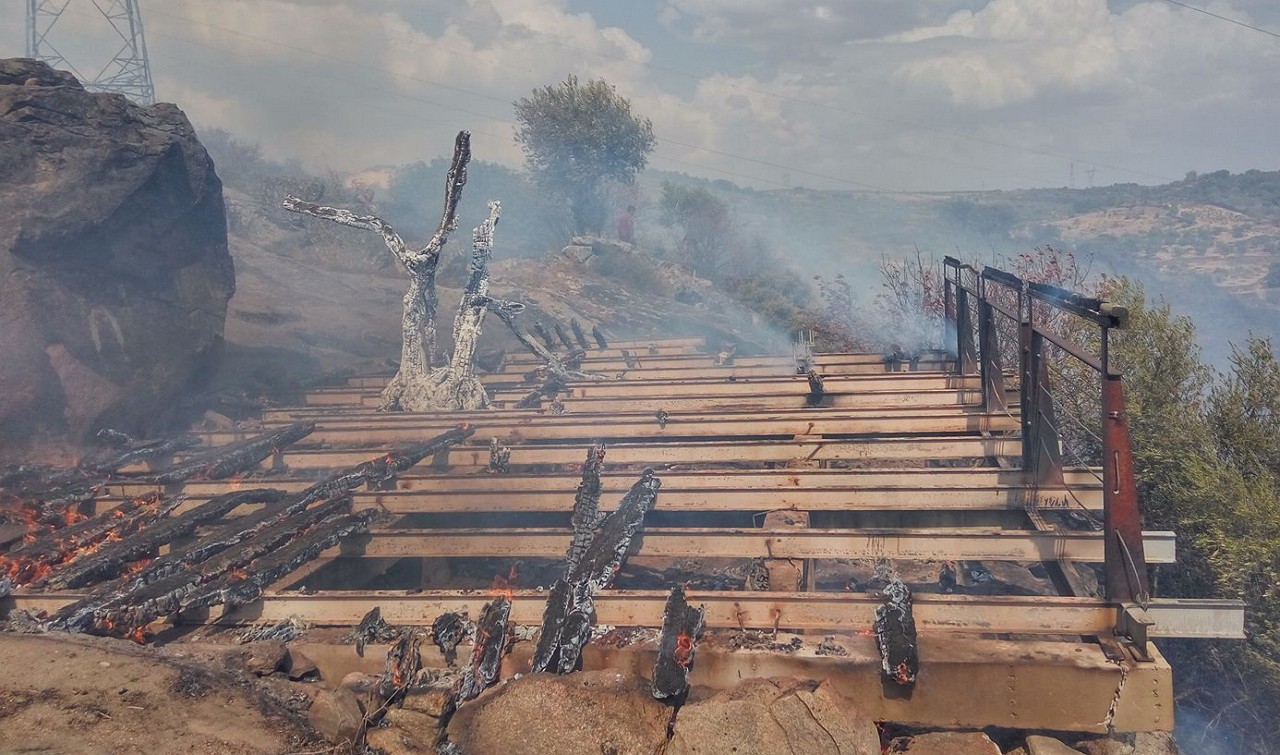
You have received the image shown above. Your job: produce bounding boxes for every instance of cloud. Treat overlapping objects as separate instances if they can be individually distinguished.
[888,0,1276,109]
[3,0,1279,193]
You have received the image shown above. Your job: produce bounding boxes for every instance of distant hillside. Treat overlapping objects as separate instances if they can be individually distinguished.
[645,168,1280,365]
[201,126,1280,366]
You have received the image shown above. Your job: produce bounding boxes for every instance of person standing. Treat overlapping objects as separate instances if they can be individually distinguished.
[616,204,636,244]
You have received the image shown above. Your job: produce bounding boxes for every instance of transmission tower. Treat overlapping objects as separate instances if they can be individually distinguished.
[26,0,155,105]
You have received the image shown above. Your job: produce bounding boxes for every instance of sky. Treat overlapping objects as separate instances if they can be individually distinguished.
[5,0,1280,192]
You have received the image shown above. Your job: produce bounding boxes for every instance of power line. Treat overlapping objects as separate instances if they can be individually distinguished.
[1161,0,1280,40]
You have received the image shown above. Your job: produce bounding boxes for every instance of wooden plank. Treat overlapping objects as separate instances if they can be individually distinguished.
[346,360,949,387]
[346,527,1177,563]
[102,467,1103,499]
[94,485,1100,518]
[483,352,926,375]
[304,372,983,406]
[272,436,1024,470]
[198,411,1020,446]
[348,485,1099,514]
[269,387,1004,420]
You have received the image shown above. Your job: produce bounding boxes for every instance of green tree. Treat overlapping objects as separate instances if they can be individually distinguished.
[659,182,734,277]
[514,76,655,236]
[1105,281,1280,755]
[1210,337,1280,478]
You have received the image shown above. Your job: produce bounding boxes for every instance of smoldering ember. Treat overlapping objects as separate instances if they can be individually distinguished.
[2,32,1274,755]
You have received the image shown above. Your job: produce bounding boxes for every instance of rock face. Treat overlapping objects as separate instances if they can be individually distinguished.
[0,58,233,455]
[889,731,1002,755]
[446,669,670,755]
[666,677,880,755]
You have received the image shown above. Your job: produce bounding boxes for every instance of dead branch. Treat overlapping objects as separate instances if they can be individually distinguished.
[283,133,475,411]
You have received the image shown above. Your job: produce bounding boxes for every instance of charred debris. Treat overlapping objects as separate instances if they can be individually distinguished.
[2,426,475,641]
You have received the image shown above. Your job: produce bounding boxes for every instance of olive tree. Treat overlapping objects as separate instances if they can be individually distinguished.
[514,76,655,236]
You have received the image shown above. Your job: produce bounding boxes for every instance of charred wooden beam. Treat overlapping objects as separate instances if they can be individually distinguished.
[457,596,512,702]
[570,319,590,350]
[488,438,511,474]
[531,469,661,674]
[514,390,542,410]
[50,495,353,634]
[591,326,608,350]
[1,466,100,513]
[875,577,919,689]
[485,301,611,384]
[379,631,423,701]
[566,445,606,571]
[1,495,172,587]
[432,611,469,667]
[805,370,826,408]
[84,433,201,475]
[48,493,348,628]
[652,585,705,700]
[84,509,379,639]
[553,589,594,674]
[34,488,285,591]
[532,322,558,352]
[280,426,474,506]
[237,616,308,644]
[530,579,574,673]
[150,422,315,484]
[554,321,576,352]
[568,469,660,593]
[346,607,402,657]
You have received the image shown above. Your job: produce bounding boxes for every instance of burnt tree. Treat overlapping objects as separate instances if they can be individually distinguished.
[284,133,485,411]
[285,132,607,409]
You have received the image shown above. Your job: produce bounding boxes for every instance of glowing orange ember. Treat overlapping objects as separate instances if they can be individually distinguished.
[675,633,694,668]
[487,564,519,601]
[892,660,913,685]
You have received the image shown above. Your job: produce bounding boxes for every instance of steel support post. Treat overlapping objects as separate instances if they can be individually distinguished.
[1103,375,1150,603]
[955,285,978,375]
[1025,332,1064,486]
[978,299,1007,414]
[944,277,956,368]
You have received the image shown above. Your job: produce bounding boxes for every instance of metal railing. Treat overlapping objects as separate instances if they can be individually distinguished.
[943,257,1149,605]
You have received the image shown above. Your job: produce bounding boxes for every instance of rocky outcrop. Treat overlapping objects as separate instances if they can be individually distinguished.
[0,59,233,456]
[888,731,1001,755]
[446,669,670,755]
[666,677,880,755]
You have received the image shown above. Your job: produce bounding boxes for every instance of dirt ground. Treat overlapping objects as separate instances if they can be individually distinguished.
[0,633,316,755]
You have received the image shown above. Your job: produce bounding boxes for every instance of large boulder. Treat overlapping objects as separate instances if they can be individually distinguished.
[666,677,880,755]
[0,58,233,456]
[446,669,670,755]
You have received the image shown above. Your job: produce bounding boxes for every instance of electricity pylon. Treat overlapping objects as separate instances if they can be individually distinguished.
[26,0,155,105]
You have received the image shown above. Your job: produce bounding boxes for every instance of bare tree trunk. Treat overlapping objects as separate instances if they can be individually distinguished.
[283,130,609,409]
[398,202,502,411]
[283,133,478,411]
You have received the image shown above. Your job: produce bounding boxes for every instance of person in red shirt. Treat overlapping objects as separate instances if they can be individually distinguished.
[616,204,636,243]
